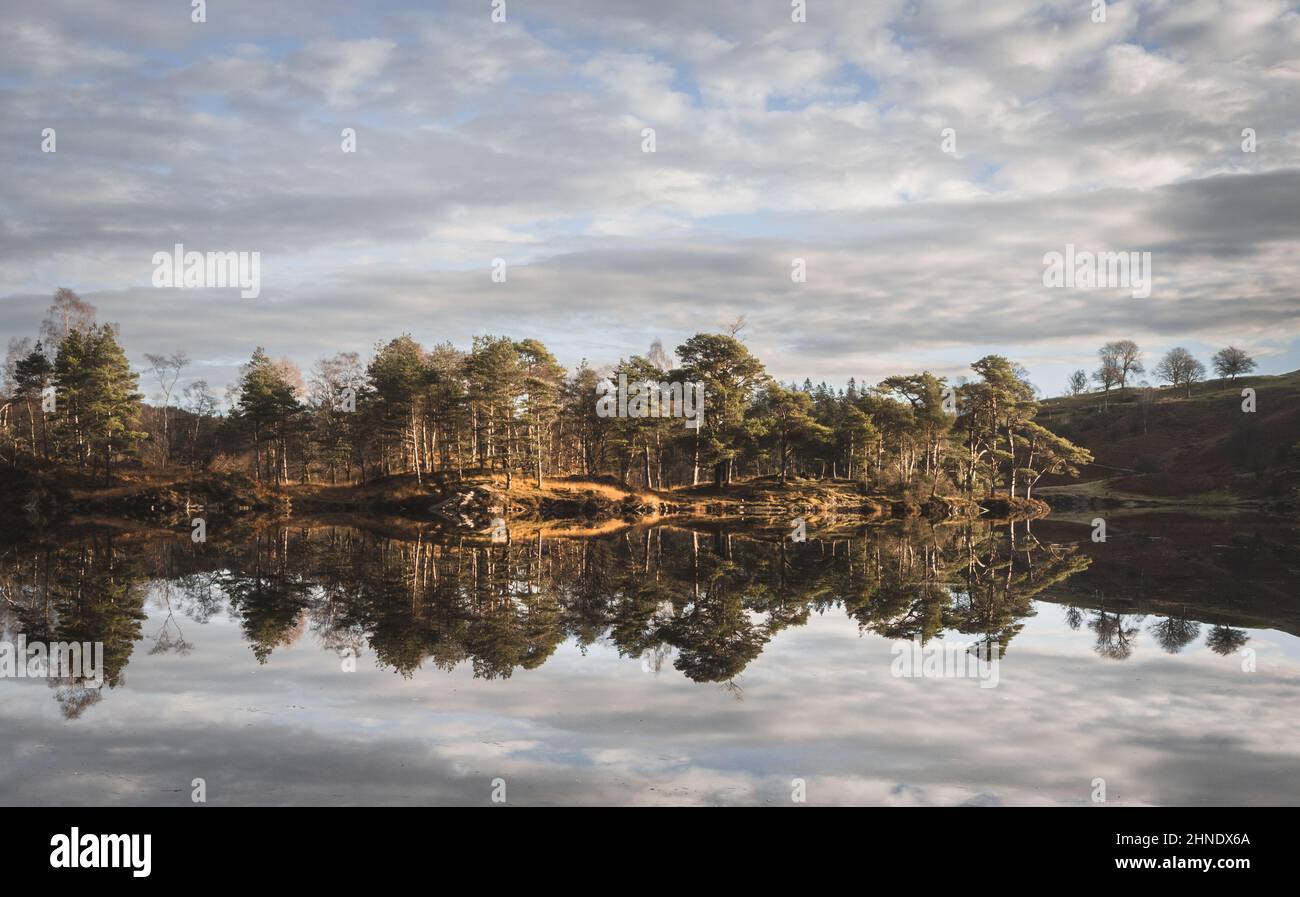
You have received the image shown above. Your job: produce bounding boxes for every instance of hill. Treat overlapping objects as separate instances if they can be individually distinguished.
[1034,369,1300,510]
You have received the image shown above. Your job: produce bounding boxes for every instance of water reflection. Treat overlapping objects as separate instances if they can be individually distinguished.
[4,514,1291,716]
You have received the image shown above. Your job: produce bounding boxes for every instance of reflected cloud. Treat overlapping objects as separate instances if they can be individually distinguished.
[1,516,1298,805]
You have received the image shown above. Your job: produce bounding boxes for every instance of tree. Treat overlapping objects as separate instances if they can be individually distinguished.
[52,325,144,481]
[963,355,1038,497]
[1091,359,1122,403]
[39,288,97,353]
[1211,346,1256,382]
[233,348,301,483]
[366,335,430,482]
[676,333,768,486]
[11,342,53,459]
[840,403,878,484]
[754,384,830,483]
[1153,347,1205,397]
[143,351,189,468]
[180,380,217,468]
[1098,340,1143,389]
[879,372,951,488]
[854,388,912,489]
[307,352,366,483]
[516,338,565,488]
[646,338,673,372]
[425,342,470,480]
[464,336,526,487]
[557,361,603,479]
[1018,421,1092,500]
[602,354,683,489]
[1067,369,1088,396]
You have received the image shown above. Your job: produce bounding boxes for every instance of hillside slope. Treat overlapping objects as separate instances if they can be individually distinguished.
[1035,369,1300,509]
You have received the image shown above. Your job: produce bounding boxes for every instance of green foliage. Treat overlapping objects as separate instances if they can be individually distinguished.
[233,347,302,483]
[52,324,145,477]
[676,333,769,485]
[2,304,1091,500]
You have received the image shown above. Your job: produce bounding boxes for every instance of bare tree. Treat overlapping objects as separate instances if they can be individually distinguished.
[646,338,673,372]
[309,352,365,484]
[1067,369,1088,395]
[1091,359,1122,408]
[1153,347,1205,397]
[144,351,190,468]
[1211,346,1256,382]
[1098,340,1143,389]
[39,288,97,354]
[181,380,217,467]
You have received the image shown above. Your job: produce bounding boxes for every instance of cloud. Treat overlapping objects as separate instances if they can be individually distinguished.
[3,593,1298,806]
[0,0,1296,395]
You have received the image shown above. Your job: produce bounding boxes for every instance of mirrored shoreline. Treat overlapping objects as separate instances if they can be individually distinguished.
[3,513,1298,806]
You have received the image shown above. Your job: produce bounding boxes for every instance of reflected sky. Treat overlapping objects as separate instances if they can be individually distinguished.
[3,517,1299,807]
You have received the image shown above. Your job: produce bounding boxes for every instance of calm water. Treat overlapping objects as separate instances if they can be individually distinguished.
[3,513,1299,806]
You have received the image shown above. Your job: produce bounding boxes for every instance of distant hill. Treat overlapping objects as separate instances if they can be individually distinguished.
[1035,370,1300,510]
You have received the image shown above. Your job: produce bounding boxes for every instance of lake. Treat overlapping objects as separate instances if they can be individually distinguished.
[3,512,1298,806]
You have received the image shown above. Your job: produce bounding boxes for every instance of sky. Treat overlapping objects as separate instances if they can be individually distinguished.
[1,0,1298,402]
[5,587,1300,806]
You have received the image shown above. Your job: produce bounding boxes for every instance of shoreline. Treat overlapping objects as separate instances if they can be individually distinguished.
[3,464,1058,538]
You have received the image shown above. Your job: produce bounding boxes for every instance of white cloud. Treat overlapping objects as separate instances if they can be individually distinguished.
[0,0,1296,395]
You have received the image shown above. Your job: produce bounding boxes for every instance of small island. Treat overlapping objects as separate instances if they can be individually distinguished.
[4,290,1297,539]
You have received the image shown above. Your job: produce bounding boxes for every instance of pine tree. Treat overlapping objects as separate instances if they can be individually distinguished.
[367,335,430,481]
[516,339,565,488]
[676,334,768,486]
[464,336,526,487]
[234,348,301,483]
[53,325,144,480]
[753,383,830,483]
[14,343,53,458]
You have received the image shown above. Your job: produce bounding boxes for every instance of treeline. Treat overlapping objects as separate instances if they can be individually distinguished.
[1066,339,1258,400]
[2,289,1092,498]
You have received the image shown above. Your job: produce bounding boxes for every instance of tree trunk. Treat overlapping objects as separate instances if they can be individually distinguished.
[1006,427,1017,499]
[535,422,544,489]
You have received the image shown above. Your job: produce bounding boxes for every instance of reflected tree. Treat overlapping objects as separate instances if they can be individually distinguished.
[1206,625,1250,656]
[1149,615,1201,654]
